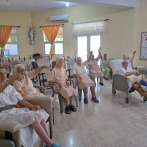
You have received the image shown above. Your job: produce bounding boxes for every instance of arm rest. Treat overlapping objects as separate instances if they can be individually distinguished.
[67,79,75,88]
[0,121,20,133]
[88,74,95,83]
[48,83,60,94]
[113,74,129,92]
[23,96,53,139]
[34,85,46,95]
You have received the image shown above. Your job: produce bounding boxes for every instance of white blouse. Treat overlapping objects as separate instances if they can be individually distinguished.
[73,61,88,77]
[0,85,23,107]
[118,67,135,75]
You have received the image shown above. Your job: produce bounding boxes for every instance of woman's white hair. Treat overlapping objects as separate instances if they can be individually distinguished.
[13,64,25,73]
[121,60,128,66]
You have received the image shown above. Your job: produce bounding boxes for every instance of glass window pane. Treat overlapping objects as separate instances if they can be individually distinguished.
[5,44,18,55]
[55,27,63,42]
[55,43,63,54]
[45,44,51,54]
[8,28,18,43]
[4,49,10,57]
[78,36,87,62]
[90,35,101,65]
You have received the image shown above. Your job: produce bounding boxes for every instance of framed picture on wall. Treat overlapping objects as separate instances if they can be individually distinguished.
[140,32,147,60]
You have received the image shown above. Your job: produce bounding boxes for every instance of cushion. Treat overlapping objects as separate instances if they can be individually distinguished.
[109,59,123,75]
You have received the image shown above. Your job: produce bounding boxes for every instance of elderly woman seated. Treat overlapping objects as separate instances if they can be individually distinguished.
[47,57,77,114]
[13,64,50,97]
[118,60,147,92]
[72,51,99,104]
[0,66,61,147]
[10,60,30,75]
[87,47,103,85]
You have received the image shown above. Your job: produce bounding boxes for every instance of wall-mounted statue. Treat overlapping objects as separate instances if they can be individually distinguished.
[25,20,37,45]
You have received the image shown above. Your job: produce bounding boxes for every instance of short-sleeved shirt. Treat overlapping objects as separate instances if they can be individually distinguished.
[0,85,23,108]
[73,61,88,77]
[100,58,109,68]
[118,67,135,75]
[47,67,68,82]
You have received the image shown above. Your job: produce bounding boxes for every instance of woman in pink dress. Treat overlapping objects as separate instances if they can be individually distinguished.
[87,47,103,85]
[47,57,77,114]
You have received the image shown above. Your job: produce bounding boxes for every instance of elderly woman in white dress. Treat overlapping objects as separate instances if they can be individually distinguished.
[0,66,62,147]
[72,51,99,104]
[118,60,145,93]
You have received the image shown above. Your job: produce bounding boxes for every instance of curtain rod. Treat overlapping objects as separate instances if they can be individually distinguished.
[72,19,109,25]
[0,25,20,27]
[13,26,21,27]
[40,24,64,27]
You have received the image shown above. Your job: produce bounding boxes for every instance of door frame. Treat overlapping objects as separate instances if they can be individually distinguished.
[76,33,103,59]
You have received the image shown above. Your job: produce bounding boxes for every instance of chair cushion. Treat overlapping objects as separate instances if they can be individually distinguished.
[109,59,132,75]
[0,139,15,147]
[109,59,123,75]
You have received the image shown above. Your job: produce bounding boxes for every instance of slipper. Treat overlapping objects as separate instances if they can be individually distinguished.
[92,98,99,103]
[84,98,88,104]
[65,106,71,114]
[69,105,77,112]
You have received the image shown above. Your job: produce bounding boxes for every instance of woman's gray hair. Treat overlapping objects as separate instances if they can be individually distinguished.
[14,64,25,73]
[121,60,128,66]
[14,60,20,65]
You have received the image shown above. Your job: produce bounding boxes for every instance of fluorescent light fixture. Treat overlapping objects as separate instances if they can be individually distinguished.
[66,3,69,7]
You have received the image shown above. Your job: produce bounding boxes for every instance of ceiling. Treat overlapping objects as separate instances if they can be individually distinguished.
[0,0,140,12]
[0,0,81,12]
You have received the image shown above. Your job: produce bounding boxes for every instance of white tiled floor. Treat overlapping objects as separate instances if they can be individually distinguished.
[46,79,147,147]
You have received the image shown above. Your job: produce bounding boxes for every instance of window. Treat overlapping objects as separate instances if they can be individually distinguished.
[77,34,102,65]
[4,28,19,56]
[44,27,63,55]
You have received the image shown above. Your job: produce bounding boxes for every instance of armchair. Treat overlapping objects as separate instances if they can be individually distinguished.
[0,96,53,147]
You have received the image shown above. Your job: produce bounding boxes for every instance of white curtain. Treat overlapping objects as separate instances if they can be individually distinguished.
[72,20,105,35]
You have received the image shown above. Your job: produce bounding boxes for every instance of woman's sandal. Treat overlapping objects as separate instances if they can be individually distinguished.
[84,98,88,104]
[92,98,99,103]
[99,82,104,85]
[65,106,71,114]
[69,105,77,112]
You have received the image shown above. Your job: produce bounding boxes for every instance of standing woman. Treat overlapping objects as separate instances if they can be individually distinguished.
[100,51,110,80]
[87,47,103,85]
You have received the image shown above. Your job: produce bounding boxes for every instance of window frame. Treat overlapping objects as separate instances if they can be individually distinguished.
[4,27,19,56]
[43,27,64,55]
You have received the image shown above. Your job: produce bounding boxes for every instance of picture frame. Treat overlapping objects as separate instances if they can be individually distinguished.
[140,32,147,60]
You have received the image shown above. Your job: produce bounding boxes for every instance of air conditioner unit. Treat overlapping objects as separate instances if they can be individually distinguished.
[50,14,69,22]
